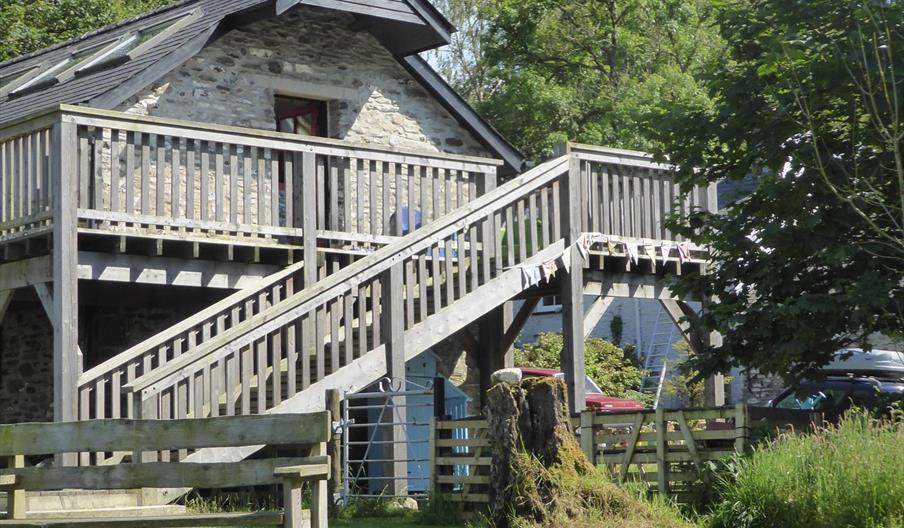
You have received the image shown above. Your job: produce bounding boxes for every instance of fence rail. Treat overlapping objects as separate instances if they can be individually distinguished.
[430,405,822,508]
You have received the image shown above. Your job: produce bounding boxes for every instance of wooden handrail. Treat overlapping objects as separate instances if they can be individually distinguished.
[123,156,570,396]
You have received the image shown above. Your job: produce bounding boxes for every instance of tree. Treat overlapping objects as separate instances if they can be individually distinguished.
[656,0,904,383]
[0,0,175,63]
[514,332,643,398]
[473,0,724,159]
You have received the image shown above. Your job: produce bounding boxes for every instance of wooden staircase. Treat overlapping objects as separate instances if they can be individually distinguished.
[71,144,717,477]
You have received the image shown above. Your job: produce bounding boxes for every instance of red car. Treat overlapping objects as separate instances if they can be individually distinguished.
[518,367,645,412]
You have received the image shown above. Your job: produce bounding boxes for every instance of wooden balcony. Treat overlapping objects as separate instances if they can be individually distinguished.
[0,105,502,270]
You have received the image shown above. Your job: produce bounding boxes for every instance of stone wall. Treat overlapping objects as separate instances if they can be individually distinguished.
[119,6,489,158]
[0,304,53,423]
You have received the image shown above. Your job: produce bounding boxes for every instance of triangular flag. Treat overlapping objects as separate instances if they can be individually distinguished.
[677,242,690,264]
[626,242,640,265]
[661,241,674,264]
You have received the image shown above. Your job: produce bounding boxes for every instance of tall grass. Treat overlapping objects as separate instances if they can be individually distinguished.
[707,412,904,528]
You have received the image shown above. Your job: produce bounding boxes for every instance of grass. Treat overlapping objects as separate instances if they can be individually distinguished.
[705,412,904,528]
[332,517,461,528]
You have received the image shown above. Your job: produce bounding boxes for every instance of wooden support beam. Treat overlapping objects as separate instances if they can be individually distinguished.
[477,302,515,407]
[583,296,613,340]
[51,120,79,465]
[659,299,725,406]
[0,256,51,291]
[497,298,538,359]
[583,271,675,299]
[34,283,85,380]
[560,152,586,413]
[380,262,407,496]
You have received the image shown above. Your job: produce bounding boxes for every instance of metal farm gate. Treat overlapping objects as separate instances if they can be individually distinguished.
[340,377,442,501]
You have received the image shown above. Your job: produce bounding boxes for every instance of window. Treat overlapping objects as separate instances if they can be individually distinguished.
[77,12,195,75]
[0,66,39,97]
[7,9,198,96]
[10,43,110,96]
[275,95,328,137]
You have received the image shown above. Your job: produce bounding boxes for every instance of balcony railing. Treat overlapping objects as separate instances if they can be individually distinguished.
[0,105,502,250]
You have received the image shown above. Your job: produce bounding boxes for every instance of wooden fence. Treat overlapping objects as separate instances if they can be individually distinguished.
[430,405,822,509]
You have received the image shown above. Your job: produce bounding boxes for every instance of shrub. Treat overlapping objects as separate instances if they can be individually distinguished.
[706,412,904,528]
[514,332,643,398]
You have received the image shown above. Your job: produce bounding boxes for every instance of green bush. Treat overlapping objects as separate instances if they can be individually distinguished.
[706,412,904,528]
[514,332,643,398]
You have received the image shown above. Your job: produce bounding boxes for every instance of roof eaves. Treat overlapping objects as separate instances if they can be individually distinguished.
[399,54,525,176]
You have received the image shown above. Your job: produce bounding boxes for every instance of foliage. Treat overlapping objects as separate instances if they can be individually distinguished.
[464,0,724,159]
[705,412,904,528]
[0,0,176,63]
[662,340,707,408]
[609,313,624,346]
[514,332,643,398]
[502,451,691,528]
[656,0,904,383]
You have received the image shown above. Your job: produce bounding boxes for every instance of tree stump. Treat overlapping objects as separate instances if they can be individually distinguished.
[486,376,594,527]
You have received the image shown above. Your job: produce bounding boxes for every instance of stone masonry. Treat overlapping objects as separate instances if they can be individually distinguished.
[119,6,489,158]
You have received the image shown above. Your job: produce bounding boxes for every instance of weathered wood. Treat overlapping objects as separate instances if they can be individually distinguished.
[655,406,668,495]
[380,261,407,496]
[0,256,51,291]
[0,289,13,324]
[560,152,585,413]
[3,457,322,491]
[0,414,330,456]
[583,295,613,339]
[0,511,286,527]
[50,121,79,464]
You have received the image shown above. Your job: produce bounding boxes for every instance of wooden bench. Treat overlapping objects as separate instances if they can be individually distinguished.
[0,413,331,528]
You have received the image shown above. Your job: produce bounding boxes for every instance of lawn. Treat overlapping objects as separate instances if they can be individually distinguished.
[332,517,462,528]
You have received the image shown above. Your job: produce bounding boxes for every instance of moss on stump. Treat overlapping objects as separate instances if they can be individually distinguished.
[485,377,689,528]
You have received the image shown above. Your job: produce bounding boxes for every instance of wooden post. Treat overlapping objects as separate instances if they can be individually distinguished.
[655,406,668,497]
[51,120,79,467]
[6,455,25,519]
[299,152,318,289]
[428,416,437,496]
[381,262,407,496]
[325,389,341,509]
[560,149,586,413]
[477,303,514,406]
[734,403,747,454]
[579,409,595,465]
[310,441,328,528]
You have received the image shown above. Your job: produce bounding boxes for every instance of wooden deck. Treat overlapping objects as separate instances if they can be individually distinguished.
[1,106,718,482]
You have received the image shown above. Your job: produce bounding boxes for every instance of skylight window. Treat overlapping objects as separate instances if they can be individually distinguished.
[0,66,39,97]
[10,41,113,96]
[77,12,194,75]
[7,8,199,97]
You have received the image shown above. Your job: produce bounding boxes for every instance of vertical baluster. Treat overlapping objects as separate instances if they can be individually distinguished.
[419,166,429,227]
[516,199,527,263]
[371,280,381,348]
[356,158,365,234]
[642,169,653,239]
[431,244,442,312]
[633,168,643,239]
[609,165,621,236]
[504,205,515,267]
[528,192,539,256]
[540,186,551,249]
[432,167,441,222]
[284,151,294,228]
[456,229,467,297]
[356,290,367,360]
[383,162,393,235]
[156,134,166,217]
[257,148,266,225]
[108,130,119,213]
[444,236,455,304]
[171,137,182,219]
[111,369,121,419]
[214,143,224,222]
[241,342,253,415]
[271,289,283,406]
[444,169,453,218]
[186,139,195,220]
[418,254,429,321]
[406,165,416,235]
[301,311,312,390]
[552,179,562,242]
[89,127,104,210]
[25,133,35,217]
[225,348,237,416]
[78,129,90,210]
[405,260,415,328]
[329,158,339,231]
[344,292,355,366]
[317,156,326,231]
[141,133,152,215]
[242,146,252,225]
[126,362,137,418]
[269,149,279,226]
[330,296,340,372]
[342,157,352,232]
[228,144,239,224]
[369,160,379,235]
